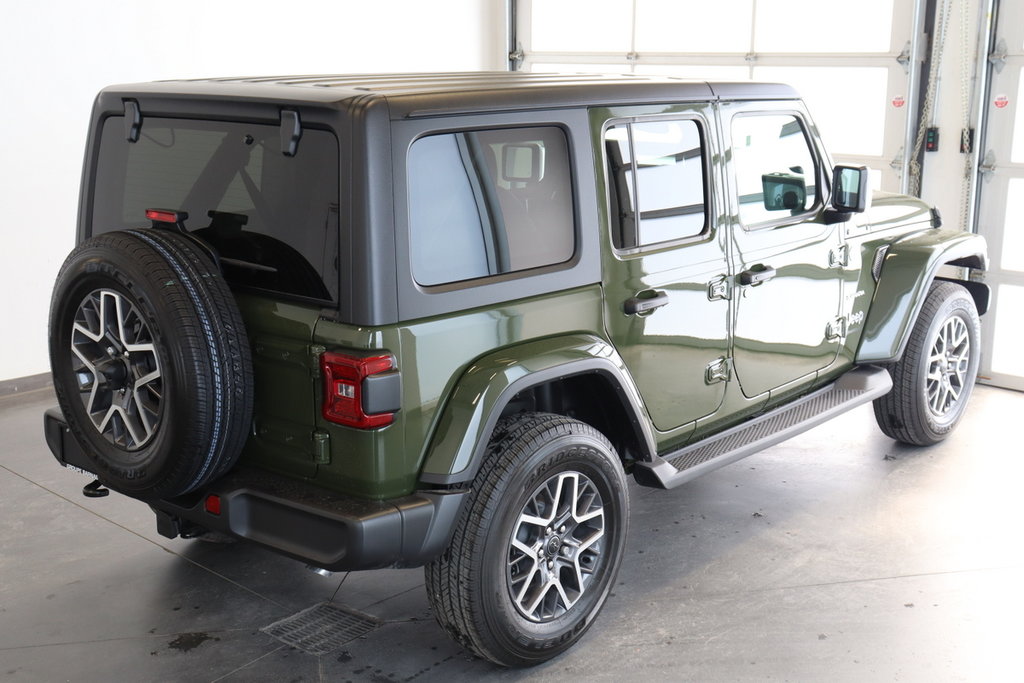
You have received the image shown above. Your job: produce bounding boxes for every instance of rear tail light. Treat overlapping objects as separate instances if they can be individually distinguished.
[320,352,397,429]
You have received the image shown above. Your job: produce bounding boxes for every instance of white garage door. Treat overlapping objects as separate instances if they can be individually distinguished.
[516,0,918,192]
[976,1,1024,391]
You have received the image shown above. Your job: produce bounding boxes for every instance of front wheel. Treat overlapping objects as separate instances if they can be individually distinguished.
[873,281,981,445]
[425,413,628,667]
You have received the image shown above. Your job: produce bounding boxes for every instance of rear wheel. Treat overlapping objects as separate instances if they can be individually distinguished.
[425,413,628,667]
[873,281,981,445]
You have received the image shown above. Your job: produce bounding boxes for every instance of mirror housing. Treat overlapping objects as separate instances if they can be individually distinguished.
[831,165,870,213]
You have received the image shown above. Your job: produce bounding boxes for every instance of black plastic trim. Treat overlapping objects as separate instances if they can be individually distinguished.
[362,371,402,415]
[43,407,466,570]
[44,406,95,474]
[935,276,991,316]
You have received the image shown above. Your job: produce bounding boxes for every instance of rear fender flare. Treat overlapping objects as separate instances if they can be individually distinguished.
[417,334,654,486]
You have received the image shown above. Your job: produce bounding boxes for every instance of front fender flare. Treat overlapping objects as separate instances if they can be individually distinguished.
[857,229,988,363]
[417,334,654,486]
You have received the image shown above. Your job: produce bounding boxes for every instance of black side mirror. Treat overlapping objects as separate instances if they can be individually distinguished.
[831,165,870,213]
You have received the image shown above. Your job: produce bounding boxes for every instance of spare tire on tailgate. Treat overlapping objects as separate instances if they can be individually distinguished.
[48,228,253,499]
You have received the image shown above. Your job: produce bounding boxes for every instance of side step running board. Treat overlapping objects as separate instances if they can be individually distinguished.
[634,365,892,490]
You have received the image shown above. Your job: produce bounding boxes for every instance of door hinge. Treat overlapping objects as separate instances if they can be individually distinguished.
[896,41,912,74]
[826,317,847,342]
[707,275,730,301]
[989,38,1008,73]
[705,357,731,385]
[829,245,849,268]
[509,42,525,70]
[310,344,326,377]
[979,150,997,180]
[889,147,904,171]
[124,99,142,143]
[312,430,331,465]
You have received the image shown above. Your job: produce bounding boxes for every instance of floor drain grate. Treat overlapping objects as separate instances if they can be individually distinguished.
[261,602,381,656]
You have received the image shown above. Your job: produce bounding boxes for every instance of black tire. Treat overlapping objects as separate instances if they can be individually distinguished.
[425,412,628,667]
[48,229,253,499]
[873,281,981,446]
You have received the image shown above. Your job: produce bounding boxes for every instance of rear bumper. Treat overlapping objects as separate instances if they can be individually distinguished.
[43,407,466,571]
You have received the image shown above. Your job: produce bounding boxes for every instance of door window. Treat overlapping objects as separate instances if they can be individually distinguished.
[605,119,708,249]
[731,114,819,227]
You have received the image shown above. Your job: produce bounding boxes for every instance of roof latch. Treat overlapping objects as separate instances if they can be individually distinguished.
[124,99,141,143]
[280,109,302,156]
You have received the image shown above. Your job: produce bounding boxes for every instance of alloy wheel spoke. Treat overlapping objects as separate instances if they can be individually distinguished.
[507,468,606,623]
[925,316,972,418]
[70,289,162,450]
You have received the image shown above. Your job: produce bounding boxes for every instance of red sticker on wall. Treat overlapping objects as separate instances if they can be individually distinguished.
[892,96,905,108]
[994,94,1009,109]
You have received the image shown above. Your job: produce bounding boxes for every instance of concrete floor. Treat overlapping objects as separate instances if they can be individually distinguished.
[1,385,1021,682]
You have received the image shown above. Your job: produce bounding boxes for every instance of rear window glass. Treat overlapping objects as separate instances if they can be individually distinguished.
[92,117,340,303]
[408,126,575,287]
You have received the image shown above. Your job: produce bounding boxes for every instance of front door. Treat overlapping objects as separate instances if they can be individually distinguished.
[600,108,730,433]
[722,104,845,399]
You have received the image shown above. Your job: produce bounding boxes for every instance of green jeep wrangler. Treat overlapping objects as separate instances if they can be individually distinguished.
[43,72,988,666]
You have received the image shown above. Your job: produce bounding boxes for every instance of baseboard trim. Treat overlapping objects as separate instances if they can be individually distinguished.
[0,372,53,397]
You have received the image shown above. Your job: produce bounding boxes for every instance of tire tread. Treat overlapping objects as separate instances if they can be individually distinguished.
[425,412,623,666]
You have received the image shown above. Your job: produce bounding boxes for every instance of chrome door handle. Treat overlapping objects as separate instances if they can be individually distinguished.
[739,265,776,286]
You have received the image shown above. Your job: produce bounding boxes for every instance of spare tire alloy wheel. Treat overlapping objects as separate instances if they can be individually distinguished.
[425,413,628,667]
[71,288,163,450]
[49,229,253,499]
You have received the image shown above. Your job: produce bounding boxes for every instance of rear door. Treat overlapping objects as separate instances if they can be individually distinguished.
[721,102,845,400]
[600,106,731,435]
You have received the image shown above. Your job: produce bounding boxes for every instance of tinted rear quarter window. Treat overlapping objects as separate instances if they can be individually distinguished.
[92,117,340,302]
[407,126,575,286]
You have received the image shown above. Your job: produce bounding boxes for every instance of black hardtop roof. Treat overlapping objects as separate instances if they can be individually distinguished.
[102,71,801,118]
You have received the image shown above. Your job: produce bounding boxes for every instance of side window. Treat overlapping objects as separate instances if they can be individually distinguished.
[408,126,574,287]
[731,114,819,227]
[606,119,708,250]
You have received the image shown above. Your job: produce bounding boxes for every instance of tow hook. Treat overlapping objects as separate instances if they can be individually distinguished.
[82,479,109,498]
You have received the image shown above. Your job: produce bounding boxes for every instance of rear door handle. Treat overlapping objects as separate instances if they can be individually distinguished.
[739,265,776,286]
[624,290,669,315]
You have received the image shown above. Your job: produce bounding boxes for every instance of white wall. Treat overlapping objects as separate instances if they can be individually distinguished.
[0,0,508,382]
